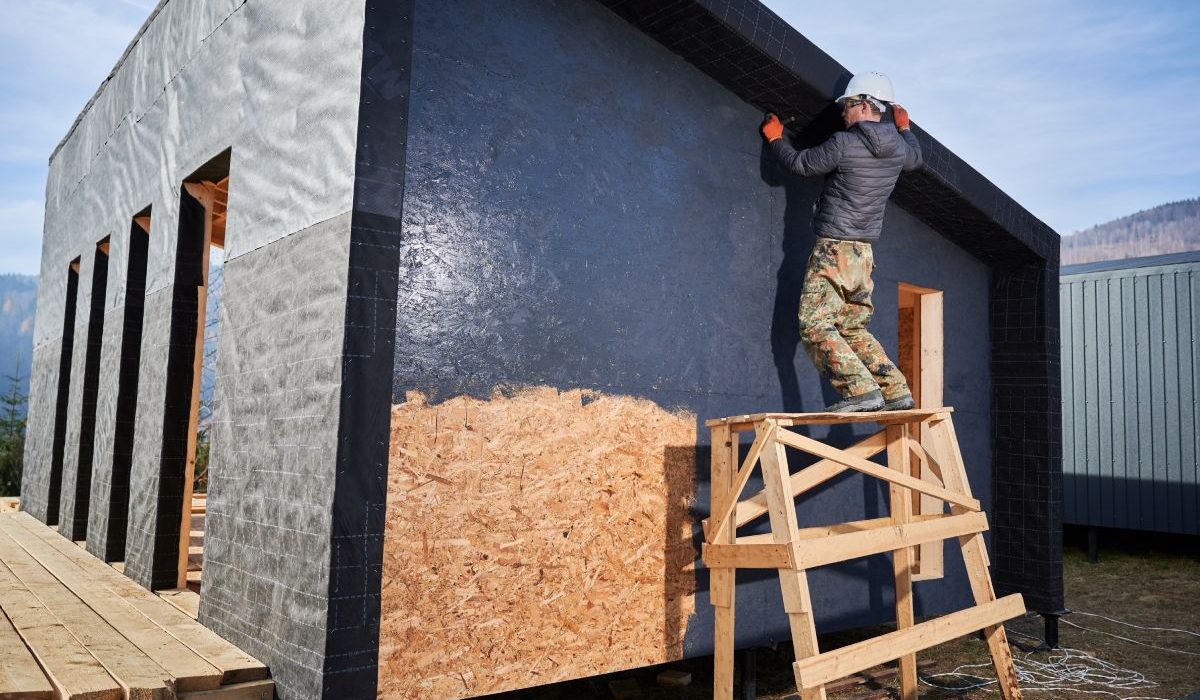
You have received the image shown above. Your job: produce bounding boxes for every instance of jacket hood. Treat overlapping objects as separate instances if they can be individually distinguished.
[852,120,901,158]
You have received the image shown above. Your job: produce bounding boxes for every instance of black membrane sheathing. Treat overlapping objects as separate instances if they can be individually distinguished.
[45,265,80,525]
[322,1,414,697]
[58,245,109,540]
[597,0,1064,615]
[384,0,1003,663]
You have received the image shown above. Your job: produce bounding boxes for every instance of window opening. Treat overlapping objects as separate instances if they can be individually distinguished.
[103,211,151,562]
[65,239,110,539]
[155,148,229,593]
[47,259,81,525]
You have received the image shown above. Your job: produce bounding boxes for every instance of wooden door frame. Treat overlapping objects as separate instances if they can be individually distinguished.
[898,283,944,580]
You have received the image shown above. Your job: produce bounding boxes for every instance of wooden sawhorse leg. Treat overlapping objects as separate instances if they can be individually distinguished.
[712,425,737,700]
[887,423,918,700]
[928,417,1023,700]
[760,422,827,700]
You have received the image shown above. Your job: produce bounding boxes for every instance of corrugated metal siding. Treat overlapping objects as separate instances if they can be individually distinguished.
[1061,260,1200,534]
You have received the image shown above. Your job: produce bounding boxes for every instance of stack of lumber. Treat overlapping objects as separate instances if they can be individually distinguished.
[0,511,272,699]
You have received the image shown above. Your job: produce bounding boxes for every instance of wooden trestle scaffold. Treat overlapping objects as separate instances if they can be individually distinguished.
[701,407,1023,700]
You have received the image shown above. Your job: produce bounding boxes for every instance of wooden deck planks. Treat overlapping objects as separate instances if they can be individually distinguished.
[8,512,267,685]
[0,557,122,700]
[0,527,173,700]
[0,516,224,692]
[0,606,53,700]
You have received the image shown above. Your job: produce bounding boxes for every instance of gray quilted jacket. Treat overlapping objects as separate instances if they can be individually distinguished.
[769,120,922,242]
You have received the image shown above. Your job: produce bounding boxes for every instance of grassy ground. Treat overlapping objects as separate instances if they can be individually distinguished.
[494,531,1200,700]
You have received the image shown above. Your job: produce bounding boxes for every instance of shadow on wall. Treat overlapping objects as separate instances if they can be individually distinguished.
[1063,472,1200,535]
[760,104,851,418]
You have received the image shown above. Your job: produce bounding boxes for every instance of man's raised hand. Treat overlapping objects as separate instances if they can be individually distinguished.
[761,113,784,142]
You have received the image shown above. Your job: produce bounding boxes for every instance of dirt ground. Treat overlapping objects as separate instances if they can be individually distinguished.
[493,530,1200,700]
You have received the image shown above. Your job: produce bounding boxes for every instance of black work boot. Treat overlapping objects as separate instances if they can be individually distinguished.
[883,393,915,411]
[824,389,884,413]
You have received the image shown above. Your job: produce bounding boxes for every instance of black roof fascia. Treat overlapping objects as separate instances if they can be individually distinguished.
[1061,250,1200,276]
[598,0,1059,267]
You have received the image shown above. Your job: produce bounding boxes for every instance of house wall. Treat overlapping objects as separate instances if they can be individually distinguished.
[1061,259,1200,535]
[377,1,994,696]
[22,0,365,697]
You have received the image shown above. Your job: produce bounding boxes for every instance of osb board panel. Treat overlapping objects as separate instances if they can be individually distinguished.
[898,306,916,392]
[380,387,697,699]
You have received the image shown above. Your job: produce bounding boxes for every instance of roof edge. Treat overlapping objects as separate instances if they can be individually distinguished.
[1061,250,1200,276]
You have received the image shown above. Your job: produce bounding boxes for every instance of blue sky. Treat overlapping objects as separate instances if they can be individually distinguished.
[1,1,1198,275]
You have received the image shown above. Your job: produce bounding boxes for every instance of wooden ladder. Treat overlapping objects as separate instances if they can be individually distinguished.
[702,407,1023,700]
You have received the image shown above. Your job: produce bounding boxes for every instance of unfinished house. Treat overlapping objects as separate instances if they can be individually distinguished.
[21,0,1062,698]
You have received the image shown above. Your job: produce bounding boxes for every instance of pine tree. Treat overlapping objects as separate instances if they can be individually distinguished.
[0,358,28,497]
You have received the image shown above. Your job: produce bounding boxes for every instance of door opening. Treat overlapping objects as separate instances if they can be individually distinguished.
[898,283,944,580]
[156,149,229,594]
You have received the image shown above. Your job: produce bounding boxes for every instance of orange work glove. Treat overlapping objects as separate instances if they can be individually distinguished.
[761,113,784,142]
[893,103,911,131]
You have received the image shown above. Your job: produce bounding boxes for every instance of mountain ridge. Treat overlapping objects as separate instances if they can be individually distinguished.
[1063,197,1200,265]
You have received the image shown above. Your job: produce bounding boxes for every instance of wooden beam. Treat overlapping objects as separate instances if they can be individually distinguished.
[888,425,917,700]
[178,679,274,700]
[759,431,827,700]
[731,430,886,529]
[133,216,152,235]
[774,430,980,510]
[736,514,941,546]
[704,407,953,429]
[10,513,267,684]
[793,594,1026,689]
[789,512,987,570]
[927,418,1024,699]
[913,291,945,582]
[0,542,123,700]
[702,543,792,569]
[0,594,53,699]
[0,527,175,699]
[0,517,222,691]
[709,424,735,700]
[706,421,774,542]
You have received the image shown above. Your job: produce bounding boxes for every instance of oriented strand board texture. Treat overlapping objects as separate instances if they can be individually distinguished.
[380,387,697,699]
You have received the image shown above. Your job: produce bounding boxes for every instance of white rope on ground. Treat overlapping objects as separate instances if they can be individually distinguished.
[1071,610,1200,639]
[916,608,1200,700]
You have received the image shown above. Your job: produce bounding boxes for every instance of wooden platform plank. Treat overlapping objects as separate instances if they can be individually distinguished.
[0,527,172,699]
[178,678,274,700]
[157,589,201,620]
[0,607,53,700]
[0,559,122,700]
[10,513,267,685]
[792,595,1025,689]
[0,517,223,692]
[704,407,953,428]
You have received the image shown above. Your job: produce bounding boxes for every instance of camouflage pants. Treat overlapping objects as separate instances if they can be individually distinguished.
[797,238,909,400]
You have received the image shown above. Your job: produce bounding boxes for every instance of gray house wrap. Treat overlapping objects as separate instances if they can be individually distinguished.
[23,0,1062,698]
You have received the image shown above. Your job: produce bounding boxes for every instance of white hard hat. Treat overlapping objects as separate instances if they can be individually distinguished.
[836,72,894,112]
